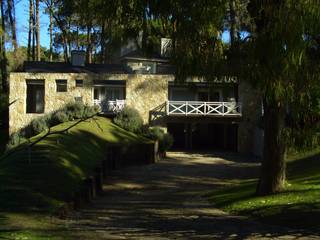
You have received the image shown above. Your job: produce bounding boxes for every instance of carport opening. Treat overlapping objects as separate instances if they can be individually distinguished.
[167,122,238,152]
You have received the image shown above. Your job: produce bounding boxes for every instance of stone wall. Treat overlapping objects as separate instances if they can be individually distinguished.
[125,75,173,123]
[9,71,261,156]
[9,72,172,135]
[237,81,263,156]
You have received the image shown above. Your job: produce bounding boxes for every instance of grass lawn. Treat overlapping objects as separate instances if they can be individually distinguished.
[0,116,152,239]
[0,116,151,213]
[206,148,320,230]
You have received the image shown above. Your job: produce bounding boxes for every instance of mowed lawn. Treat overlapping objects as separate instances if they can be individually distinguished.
[0,116,151,213]
[207,148,320,229]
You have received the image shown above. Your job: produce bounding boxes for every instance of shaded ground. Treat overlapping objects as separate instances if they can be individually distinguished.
[57,152,320,239]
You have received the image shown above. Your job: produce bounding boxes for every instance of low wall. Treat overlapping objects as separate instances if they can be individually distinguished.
[69,141,159,213]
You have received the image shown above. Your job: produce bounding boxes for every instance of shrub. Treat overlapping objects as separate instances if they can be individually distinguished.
[66,102,85,119]
[6,132,27,150]
[147,127,165,141]
[30,116,49,135]
[52,110,69,124]
[113,106,144,133]
[82,105,100,118]
[146,127,174,152]
[6,102,100,149]
[160,133,174,152]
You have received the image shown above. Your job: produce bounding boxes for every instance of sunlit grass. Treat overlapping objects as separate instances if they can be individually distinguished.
[206,148,320,228]
[0,116,151,213]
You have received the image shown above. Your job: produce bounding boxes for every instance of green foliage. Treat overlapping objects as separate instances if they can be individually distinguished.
[6,132,27,150]
[0,117,150,212]
[30,117,50,135]
[52,110,69,124]
[206,148,320,229]
[146,127,174,152]
[65,102,86,120]
[113,106,144,133]
[6,102,99,150]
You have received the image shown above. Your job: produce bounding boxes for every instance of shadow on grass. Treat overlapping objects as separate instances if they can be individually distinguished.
[0,117,149,213]
[207,150,320,231]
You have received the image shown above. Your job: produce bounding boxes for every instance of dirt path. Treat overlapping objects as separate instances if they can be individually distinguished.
[63,152,319,239]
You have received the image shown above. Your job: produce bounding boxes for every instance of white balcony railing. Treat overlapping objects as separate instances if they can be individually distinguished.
[167,101,242,116]
[93,99,125,113]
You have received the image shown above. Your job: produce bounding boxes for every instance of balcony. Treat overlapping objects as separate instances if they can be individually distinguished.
[93,99,125,113]
[167,101,242,117]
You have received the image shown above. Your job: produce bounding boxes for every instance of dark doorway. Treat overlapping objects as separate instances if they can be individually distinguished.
[167,123,186,150]
[168,122,238,152]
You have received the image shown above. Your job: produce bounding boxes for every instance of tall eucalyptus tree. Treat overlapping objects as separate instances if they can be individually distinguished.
[245,0,320,195]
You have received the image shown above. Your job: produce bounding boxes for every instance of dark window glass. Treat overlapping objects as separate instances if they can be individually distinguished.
[75,97,83,103]
[94,88,99,100]
[26,80,45,113]
[75,79,83,87]
[56,79,67,92]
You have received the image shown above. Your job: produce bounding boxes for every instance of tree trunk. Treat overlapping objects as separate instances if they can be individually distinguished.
[100,21,105,63]
[32,0,36,61]
[7,0,17,54]
[35,0,40,61]
[0,0,8,93]
[27,0,33,60]
[76,26,79,49]
[49,1,53,61]
[256,99,286,195]
[86,24,92,64]
[229,0,238,46]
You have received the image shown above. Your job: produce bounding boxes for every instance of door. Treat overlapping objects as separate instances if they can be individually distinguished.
[209,91,222,102]
[197,91,209,101]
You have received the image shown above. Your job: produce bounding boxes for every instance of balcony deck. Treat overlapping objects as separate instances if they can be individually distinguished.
[167,101,242,117]
[149,101,242,124]
[93,99,125,114]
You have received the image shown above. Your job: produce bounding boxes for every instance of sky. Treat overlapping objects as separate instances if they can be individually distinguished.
[15,0,231,49]
[16,0,50,48]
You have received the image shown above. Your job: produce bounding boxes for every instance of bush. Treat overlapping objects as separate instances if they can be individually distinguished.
[6,102,100,149]
[113,106,144,133]
[65,102,85,120]
[160,133,174,152]
[52,110,69,124]
[6,132,27,150]
[30,116,49,135]
[82,105,100,118]
[146,127,174,152]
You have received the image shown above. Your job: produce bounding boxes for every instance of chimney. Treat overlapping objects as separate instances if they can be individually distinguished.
[71,50,86,66]
[161,38,172,57]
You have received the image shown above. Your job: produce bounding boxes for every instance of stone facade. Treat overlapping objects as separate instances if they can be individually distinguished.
[126,75,173,123]
[9,71,261,156]
[9,72,173,134]
[237,80,263,155]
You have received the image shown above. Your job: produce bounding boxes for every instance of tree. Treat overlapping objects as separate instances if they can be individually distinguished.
[245,0,320,195]
[7,0,17,55]
[0,0,8,93]
[27,0,33,60]
[35,0,40,61]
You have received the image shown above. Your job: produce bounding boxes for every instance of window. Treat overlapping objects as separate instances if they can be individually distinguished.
[56,79,67,92]
[26,80,45,113]
[75,79,83,87]
[74,97,83,103]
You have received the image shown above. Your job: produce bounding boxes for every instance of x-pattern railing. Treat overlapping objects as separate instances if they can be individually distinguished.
[94,99,126,113]
[167,101,242,116]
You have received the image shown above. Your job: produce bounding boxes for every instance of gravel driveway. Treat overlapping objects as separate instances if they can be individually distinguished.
[63,152,320,240]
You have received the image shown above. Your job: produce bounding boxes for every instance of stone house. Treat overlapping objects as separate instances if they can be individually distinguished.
[9,50,263,156]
